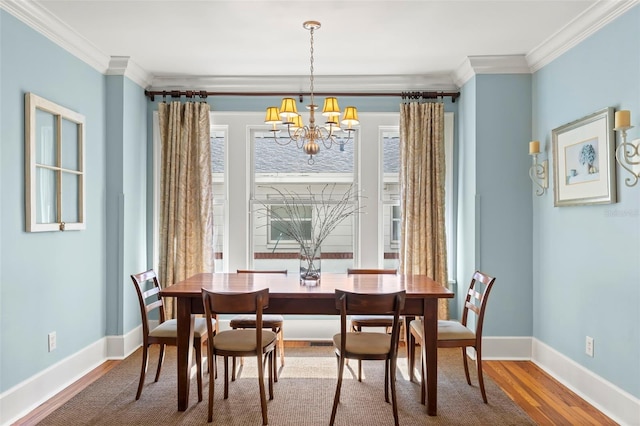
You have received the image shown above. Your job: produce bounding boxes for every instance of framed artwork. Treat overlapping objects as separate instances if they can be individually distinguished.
[552,107,616,206]
[25,93,85,232]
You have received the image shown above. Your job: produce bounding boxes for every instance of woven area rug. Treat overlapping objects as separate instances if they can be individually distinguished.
[39,345,534,425]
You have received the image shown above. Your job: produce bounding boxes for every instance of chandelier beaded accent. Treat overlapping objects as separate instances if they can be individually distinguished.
[264,21,359,165]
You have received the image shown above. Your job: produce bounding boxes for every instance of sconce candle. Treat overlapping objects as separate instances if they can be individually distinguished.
[615,110,631,129]
[529,140,540,155]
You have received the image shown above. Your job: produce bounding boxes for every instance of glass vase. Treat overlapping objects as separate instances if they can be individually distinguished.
[300,243,321,286]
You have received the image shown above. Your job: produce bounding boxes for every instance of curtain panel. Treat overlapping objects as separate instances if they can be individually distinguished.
[158,101,214,318]
[399,102,449,319]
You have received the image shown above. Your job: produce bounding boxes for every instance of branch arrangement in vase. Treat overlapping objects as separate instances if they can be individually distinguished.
[255,183,363,253]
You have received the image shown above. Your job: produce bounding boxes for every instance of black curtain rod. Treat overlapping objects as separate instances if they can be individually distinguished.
[144,90,460,103]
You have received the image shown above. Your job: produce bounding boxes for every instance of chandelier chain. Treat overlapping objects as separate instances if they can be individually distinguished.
[309,26,315,122]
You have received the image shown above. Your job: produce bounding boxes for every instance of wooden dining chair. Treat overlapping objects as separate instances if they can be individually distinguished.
[407,270,496,404]
[330,289,406,426]
[347,268,399,381]
[230,269,287,382]
[130,269,212,401]
[202,287,276,425]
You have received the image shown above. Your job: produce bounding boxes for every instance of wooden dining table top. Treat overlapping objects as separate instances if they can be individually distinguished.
[160,272,454,300]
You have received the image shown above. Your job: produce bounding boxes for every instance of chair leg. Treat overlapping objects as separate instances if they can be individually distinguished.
[257,352,268,426]
[268,351,274,400]
[207,348,215,422]
[272,327,279,383]
[154,344,165,382]
[358,359,362,382]
[476,346,488,403]
[407,332,416,382]
[462,347,472,385]
[278,326,285,366]
[384,358,390,403]
[330,354,346,426]
[223,356,229,399]
[390,356,400,426]
[420,350,425,405]
[135,344,149,400]
[195,340,203,402]
[232,356,236,381]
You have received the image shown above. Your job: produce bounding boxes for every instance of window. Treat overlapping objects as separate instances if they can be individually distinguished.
[250,125,358,273]
[391,205,401,243]
[210,127,227,272]
[380,128,400,269]
[25,93,85,232]
[269,205,312,244]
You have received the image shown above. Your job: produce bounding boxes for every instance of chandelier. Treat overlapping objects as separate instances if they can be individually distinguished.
[264,21,359,164]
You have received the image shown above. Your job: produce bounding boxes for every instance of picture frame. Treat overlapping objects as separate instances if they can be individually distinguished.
[552,107,616,206]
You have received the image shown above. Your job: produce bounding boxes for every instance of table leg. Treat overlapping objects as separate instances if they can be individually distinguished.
[176,297,195,411]
[423,298,438,416]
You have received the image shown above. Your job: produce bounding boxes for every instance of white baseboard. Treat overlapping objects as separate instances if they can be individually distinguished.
[0,327,143,426]
[481,336,533,360]
[0,338,108,426]
[532,338,640,426]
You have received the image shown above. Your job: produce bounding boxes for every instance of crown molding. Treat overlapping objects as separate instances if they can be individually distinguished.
[453,55,530,87]
[148,74,459,93]
[527,0,639,72]
[1,0,110,73]
[106,56,153,88]
[1,0,153,88]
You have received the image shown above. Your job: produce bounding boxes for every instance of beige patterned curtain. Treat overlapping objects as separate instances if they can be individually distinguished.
[399,102,449,320]
[158,101,214,318]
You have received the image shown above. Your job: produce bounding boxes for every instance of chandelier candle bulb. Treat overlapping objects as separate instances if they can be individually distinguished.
[615,110,631,129]
[529,140,540,155]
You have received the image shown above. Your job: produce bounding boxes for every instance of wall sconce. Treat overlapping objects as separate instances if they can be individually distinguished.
[528,140,548,196]
[613,110,640,187]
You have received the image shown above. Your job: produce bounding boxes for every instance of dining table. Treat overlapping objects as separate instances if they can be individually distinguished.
[160,272,453,416]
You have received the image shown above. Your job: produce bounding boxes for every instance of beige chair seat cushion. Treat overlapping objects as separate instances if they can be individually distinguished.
[350,315,394,326]
[214,329,277,352]
[149,317,211,339]
[229,314,284,328]
[333,332,391,355]
[410,319,475,341]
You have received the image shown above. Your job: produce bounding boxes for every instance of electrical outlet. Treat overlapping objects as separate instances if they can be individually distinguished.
[585,336,594,357]
[48,331,57,352]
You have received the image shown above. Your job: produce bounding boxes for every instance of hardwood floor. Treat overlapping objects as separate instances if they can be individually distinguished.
[484,360,617,425]
[14,342,616,425]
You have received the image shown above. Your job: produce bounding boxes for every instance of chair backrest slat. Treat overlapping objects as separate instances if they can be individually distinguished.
[461,271,496,335]
[131,269,166,338]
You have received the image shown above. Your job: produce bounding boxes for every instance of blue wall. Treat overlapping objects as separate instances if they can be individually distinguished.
[0,11,107,391]
[533,6,640,397]
[0,10,148,394]
[457,74,533,336]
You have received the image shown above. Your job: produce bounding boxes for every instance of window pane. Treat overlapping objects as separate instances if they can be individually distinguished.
[212,203,225,272]
[61,172,79,223]
[36,167,57,224]
[60,118,79,171]
[210,128,226,271]
[382,131,400,270]
[36,109,57,167]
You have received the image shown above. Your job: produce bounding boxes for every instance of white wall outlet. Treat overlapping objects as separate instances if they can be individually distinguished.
[48,331,57,352]
[585,336,594,357]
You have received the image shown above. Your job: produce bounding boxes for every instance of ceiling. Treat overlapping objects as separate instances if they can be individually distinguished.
[7,1,636,91]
